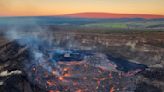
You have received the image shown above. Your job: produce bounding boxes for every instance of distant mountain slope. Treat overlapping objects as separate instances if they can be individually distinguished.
[0,15,164,26]
[59,12,164,19]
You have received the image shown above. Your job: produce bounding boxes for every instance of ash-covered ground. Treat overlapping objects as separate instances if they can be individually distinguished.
[0,31,164,92]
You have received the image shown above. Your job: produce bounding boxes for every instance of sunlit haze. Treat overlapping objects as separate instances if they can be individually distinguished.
[0,0,164,16]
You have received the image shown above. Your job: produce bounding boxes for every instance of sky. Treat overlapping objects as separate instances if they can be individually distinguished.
[0,0,164,16]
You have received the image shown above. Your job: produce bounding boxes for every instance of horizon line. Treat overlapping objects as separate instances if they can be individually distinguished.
[1,12,164,17]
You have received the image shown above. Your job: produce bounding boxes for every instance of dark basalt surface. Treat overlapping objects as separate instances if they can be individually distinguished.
[106,53,148,72]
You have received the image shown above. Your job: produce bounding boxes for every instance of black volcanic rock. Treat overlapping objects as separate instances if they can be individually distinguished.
[135,82,162,92]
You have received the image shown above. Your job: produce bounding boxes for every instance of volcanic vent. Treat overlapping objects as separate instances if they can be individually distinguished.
[0,32,147,92]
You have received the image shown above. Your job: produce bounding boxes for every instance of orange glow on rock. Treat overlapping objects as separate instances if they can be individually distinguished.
[75,89,83,92]
[110,86,115,92]
[58,76,64,81]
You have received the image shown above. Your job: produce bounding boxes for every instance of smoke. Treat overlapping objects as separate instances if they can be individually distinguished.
[2,18,59,75]
[2,17,83,82]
